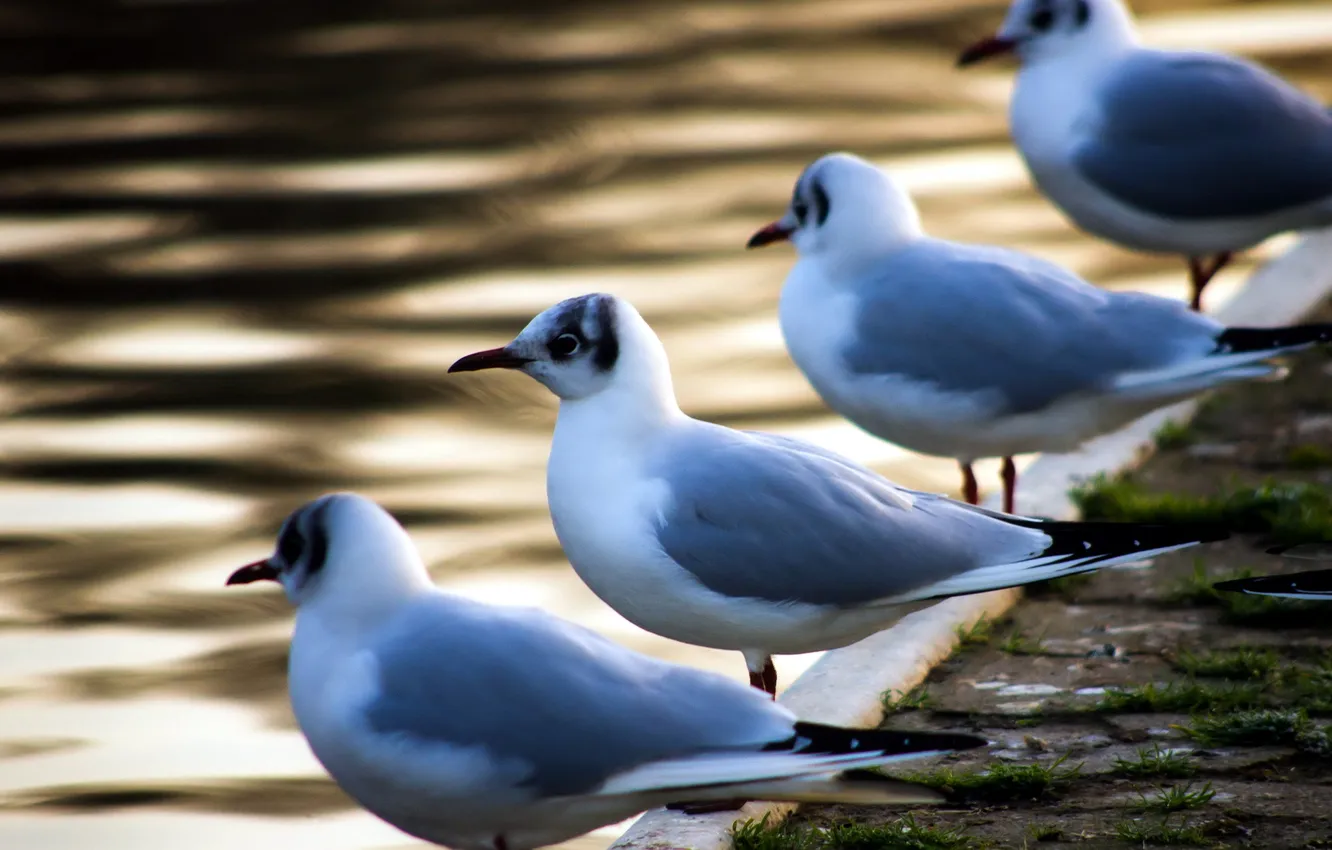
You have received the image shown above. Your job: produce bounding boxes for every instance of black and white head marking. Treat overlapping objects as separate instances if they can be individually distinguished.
[592,295,620,371]
[539,293,621,373]
[792,167,833,230]
[1024,0,1094,34]
[273,497,333,589]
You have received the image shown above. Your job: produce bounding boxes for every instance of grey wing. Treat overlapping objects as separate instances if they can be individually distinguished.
[1075,49,1332,219]
[361,595,794,796]
[651,427,1047,606]
[844,240,1219,413]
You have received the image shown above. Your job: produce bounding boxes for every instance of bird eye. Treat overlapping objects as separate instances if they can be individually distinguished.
[277,524,305,566]
[549,332,582,359]
[810,182,831,226]
[792,200,809,225]
[1029,7,1054,30]
[1073,0,1090,25]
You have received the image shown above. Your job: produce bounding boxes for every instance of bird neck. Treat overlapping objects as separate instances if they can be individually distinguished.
[553,333,684,452]
[808,225,922,285]
[298,553,433,647]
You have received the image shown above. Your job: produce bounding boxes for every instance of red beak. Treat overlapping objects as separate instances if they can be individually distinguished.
[746,222,793,249]
[227,559,278,586]
[957,36,1018,67]
[448,347,531,373]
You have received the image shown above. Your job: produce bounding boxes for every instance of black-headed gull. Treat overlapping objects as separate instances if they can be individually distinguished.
[957,0,1332,311]
[747,152,1332,513]
[225,493,987,850]
[450,292,1227,694]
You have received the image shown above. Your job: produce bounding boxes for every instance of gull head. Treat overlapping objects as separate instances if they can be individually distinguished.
[957,0,1137,68]
[748,152,922,268]
[226,493,427,609]
[449,292,675,407]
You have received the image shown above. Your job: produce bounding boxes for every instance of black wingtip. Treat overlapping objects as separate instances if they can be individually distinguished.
[1266,542,1332,560]
[783,722,989,757]
[1216,324,1332,354]
[1214,569,1332,598]
[1013,518,1230,559]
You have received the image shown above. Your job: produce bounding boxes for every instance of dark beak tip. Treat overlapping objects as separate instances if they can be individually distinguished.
[226,560,278,586]
[448,347,529,374]
[746,223,792,250]
[956,36,1016,67]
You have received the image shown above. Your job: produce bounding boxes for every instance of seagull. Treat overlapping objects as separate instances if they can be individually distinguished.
[746,152,1332,513]
[1214,570,1332,600]
[449,292,1228,694]
[225,493,988,850]
[956,0,1332,311]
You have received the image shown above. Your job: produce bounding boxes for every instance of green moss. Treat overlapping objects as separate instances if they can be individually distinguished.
[732,815,814,850]
[1028,824,1063,842]
[821,817,982,850]
[1178,708,1311,747]
[730,814,984,850]
[907,756,1080,803]
[1071,475,1332,547]
[1153,420,1197,450]
[1286,444,1332,469]
[954,616,998,649]
[1112,745,1197,779]
[995,628,1047,656]
[1095,681,1264,714]
[1113,817,1210,846]
[1134,782,1215,813]
[1172,647,1280,680]
[882,686,933,714]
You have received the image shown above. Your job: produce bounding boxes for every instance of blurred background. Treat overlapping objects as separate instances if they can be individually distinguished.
[0,1,1328,848]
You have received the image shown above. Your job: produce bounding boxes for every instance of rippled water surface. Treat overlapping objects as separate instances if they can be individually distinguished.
[1,1,1329,847]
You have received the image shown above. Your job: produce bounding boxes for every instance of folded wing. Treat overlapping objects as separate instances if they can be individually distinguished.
[1075,50,1332,219]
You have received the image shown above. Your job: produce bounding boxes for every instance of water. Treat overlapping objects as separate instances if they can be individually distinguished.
[0,1,1328,847]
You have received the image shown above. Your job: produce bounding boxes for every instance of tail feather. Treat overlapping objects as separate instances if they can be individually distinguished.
[906,520,1229,600]
[597,727,987,797]
[773,723,987,760]
[667,726,986,806]
[728,771,945,806]
[1214,569,1332,600]
[1111,323,1329,395]
[1216,324,1332,354]
[1009,517,1230,561]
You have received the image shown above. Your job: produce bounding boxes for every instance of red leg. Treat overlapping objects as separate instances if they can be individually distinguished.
[761,658,778,697]
[1186,252,1232,312]
[960,462,979,505]
[1001,456,1017,515]
[747,657,777,697]
[495,837,508,850]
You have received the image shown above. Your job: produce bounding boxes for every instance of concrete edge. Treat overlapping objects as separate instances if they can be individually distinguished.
[610,230,1332,850]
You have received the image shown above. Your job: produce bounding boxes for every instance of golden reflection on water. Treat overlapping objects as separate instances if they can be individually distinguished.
[0,1,1328,847]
